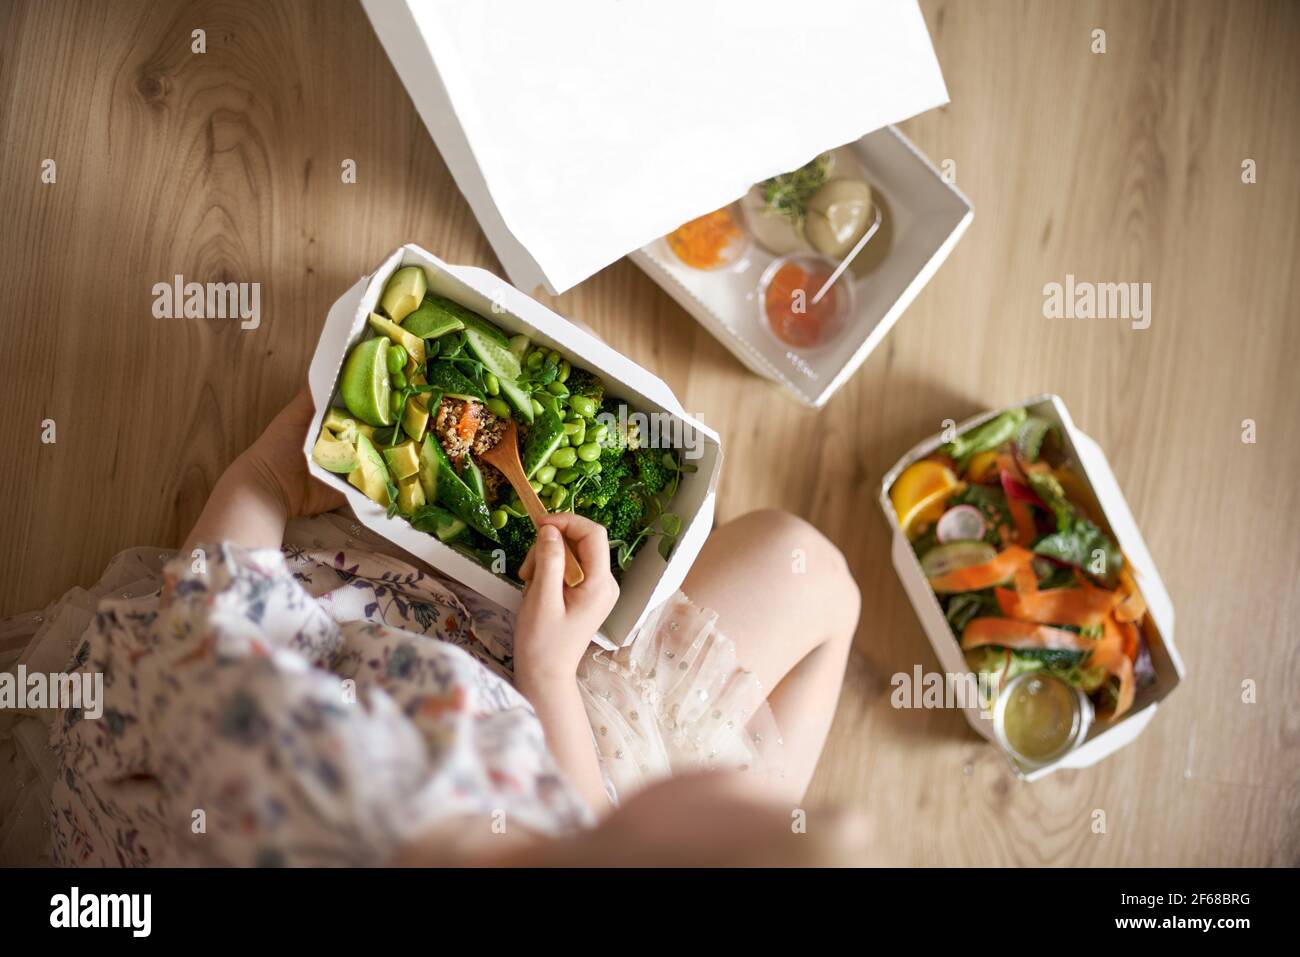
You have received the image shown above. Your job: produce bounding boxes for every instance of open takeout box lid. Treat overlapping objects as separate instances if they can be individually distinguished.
[360,0,950,295]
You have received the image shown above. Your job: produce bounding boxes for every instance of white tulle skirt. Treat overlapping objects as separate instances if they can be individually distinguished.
[578,593,786,802]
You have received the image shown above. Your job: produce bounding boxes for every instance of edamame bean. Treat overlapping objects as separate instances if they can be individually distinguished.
[554,468,578,484]
[563,421,582,435]
[526,351,544,370]
[485,397,512,419]
[541,483,559,499]
[386,344,407,374]
[568,422,586,445]
[576,442,601,463]
[490,509,509,530]
[529,479,543,493]
[549,487,568,510]
[390,393,404,417]
[569,395,596,419]
[577,459,601,477]
[391,371,407,390]
[546,349,562,368]
[530,398,544,416]
[558,360,571,383]
[546,381,568,397]
[549,447,577,469]
[484,372,500,396]
[535,465,557,485]
[591,423,608,443]
[557,433,570,447]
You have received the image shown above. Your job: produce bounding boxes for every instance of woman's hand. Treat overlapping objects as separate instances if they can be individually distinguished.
[512,513,619,697]
[241,387,348,519]
[183,387,345,552]
[510,513,619,814]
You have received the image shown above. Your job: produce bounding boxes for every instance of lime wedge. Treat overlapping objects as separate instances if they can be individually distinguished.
[340,337,393,427]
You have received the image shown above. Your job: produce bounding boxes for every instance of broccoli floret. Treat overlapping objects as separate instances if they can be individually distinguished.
[581,447,632,508]
[633,448,671,495]
[497,514,536,572]
[586,493,646,543]
[566,368,605,404]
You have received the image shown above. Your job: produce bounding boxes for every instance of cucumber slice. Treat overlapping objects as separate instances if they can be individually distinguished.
[410,503,467,543]
[464,456,488,501]
[462,325,521,381]
[920,542,997,580]
[497,377,534,424]
[425,361,484,401]
[420,295,532,423]
[508,334,531,362]
[521,407,565,479]
[420,435,498,541]
[462,325,534,423]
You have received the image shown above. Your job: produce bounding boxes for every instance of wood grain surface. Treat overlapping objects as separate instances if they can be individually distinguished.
[1,0,1296,865]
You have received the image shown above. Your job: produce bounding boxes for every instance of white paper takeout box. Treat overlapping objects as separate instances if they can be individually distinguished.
[632,129,972,407]
[878,394,1184,780]
[305,244,721,650]
[360,1,960,405]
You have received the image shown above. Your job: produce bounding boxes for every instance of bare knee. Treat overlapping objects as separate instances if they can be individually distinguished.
[727,509,860,639]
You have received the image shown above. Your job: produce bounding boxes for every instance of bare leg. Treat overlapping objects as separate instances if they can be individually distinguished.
[681,509,860,801]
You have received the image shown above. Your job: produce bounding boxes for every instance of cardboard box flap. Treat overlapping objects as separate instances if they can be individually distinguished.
[361,0,948,294]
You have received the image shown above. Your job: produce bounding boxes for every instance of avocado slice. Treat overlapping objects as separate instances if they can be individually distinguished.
[367,312,426,367]
[403,300,465,339]
[348,433,391,506]
[380,266,427,324]
[383,440,421,481]
[323,407,356,434]
[397,474,426,515]
[312,432,360,474]
[401,395,430,441]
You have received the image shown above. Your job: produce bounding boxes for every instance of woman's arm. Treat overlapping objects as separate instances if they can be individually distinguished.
[183,388,344,551]
[513,515,621,816]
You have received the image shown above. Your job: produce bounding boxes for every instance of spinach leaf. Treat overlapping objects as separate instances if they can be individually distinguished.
[1024,470,1123,587]
[1034,520,1122,587]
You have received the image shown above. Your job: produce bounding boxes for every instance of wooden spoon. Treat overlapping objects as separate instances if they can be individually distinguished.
[480,418,585,587]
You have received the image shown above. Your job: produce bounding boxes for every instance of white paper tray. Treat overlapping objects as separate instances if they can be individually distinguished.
[632,126,972,407]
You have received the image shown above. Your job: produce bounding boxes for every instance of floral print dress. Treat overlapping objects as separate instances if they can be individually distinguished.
[0,513,783,867]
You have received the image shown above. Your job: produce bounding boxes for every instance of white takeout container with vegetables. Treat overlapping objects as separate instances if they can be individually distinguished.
[305,244,721,651]
[360,0,958,406]
[879,394,1184,780]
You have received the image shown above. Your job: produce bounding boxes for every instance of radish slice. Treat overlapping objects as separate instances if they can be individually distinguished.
[936,505,987,543]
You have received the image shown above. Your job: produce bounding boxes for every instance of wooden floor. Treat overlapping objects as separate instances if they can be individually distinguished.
[2,0,1297,865]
